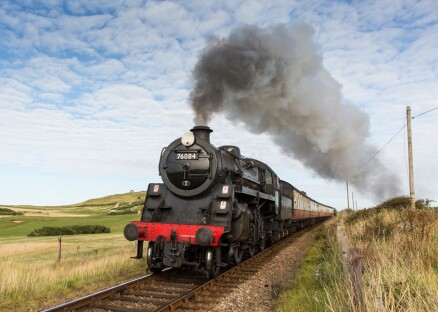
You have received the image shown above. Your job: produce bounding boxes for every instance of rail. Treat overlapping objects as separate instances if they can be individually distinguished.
[42,222,325,312]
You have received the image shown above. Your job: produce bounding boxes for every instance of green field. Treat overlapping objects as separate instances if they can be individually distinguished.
[0,191,148,311]
[0,191,146,238]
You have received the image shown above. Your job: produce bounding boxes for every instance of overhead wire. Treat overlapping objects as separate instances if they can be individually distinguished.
[412,106,438,119]
[360,105,438,168]
[359,123,406,168]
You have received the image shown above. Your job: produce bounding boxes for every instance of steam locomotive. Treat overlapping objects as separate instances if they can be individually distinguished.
[124,126,335,277]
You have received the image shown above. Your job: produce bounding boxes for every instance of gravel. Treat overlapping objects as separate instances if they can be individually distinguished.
[211,223,326,312]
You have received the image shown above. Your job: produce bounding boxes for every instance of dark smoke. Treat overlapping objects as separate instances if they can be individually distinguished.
[190,23,400,200]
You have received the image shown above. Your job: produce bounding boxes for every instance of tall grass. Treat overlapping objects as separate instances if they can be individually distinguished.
[341,202,438,312]
[276,198,438,312]
[276,222,353,312]
[0,235,146,311]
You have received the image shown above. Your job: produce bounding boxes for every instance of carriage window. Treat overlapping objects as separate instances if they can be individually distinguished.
[265,170,273,184]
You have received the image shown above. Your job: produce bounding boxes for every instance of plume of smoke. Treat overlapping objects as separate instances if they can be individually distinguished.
[190,23,400,200]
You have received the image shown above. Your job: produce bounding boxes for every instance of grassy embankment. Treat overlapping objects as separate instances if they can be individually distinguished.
[276,197,438,312]
[275,220,348,312]
[0,191,147,311]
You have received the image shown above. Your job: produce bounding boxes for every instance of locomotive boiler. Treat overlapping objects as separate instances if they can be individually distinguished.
[124,126,335,277]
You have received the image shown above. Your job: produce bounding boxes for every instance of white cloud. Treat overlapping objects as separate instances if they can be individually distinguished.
[0,0,437,207]
[0,78,33,109]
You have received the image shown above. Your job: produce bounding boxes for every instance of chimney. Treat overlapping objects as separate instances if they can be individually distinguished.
[190,126,213,143]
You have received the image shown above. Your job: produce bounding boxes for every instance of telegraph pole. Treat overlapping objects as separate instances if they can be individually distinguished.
[406,106,415,210]
[352,192,355,211]
[346,181,350,209]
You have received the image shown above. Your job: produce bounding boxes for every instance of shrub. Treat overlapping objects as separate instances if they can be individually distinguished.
[0,208,23,216]
[112,201,144,210]
[364,214,397,240]
[401,209,436,241]
[107,210,137,216]
[28,225,111,237]
[345,196,420,225]
[77,202,117,207]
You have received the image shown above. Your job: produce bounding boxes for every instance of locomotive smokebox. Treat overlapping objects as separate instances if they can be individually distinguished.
[191,126,213,143]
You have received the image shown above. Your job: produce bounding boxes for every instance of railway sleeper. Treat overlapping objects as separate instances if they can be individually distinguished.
[133,286,180,294]
[150,281,197,289]
[91,302,148,312]
[113,295,166,305]
[125,291,178,299]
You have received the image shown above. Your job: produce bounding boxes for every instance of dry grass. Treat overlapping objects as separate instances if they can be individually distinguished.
[0,235,145,311]
[340,207,438,312]
[275,222,352,312]
[277,203,438,312]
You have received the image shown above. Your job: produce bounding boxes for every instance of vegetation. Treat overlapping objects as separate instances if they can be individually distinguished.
[28,225,111,236]
[0,192,148,311]
[275,222,349,312]
[0,208,23,216]
[277,196,438,312]
[341,198,438,311]
[0,191,146,238]
[106,200,143,215]
[107,210,137,215]
[344,196,435,226]
[0,234,146,311]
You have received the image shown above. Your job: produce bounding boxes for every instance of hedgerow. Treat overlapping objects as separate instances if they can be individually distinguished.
[344,196,429,225]
[28,225,111,237]
[107,210,137,215]
[0,208,23,216]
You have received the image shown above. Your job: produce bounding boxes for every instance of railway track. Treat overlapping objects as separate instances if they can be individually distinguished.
[42,223,321,312]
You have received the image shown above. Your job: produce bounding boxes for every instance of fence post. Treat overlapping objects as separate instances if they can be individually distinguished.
[349,247,363,311]
[337,223,364,311]
[58,236,62,262]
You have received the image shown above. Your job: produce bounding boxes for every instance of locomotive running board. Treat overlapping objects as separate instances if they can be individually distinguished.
[235,185,276,202]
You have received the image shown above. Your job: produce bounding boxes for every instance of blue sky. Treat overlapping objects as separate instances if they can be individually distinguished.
[1,0,437,208]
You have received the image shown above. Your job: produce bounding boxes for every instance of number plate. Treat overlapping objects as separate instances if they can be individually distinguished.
[175,152,198,160]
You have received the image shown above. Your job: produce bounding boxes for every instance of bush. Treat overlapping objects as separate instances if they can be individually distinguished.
[0,208,23,215]
[28,225,111,237]
[77,202,117,207]
[107,210,137,215]
[364,214,397,240]
[345,196,416,225]
[112,201,144,210]
[402,209,436,241]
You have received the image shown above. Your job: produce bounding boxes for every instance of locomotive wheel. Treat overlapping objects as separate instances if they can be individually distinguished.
[248,245,256,258]
[147,243,163,274]
[259,238,266,252]
[233,246,243,264]
[206,248,220,279]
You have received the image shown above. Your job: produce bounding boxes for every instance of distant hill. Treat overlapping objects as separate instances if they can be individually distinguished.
[76,191,146,208]
[0,191,147,237]
[0,191,146,211]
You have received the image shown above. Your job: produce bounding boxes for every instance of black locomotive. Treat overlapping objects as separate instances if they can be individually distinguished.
[124,126,335,277]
